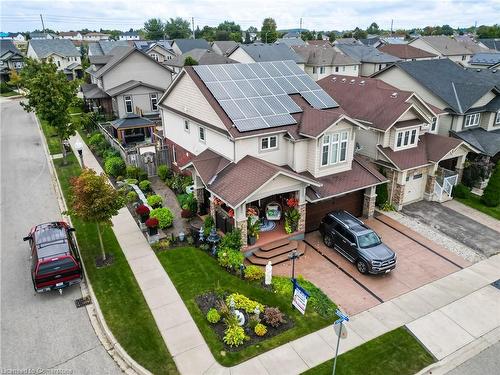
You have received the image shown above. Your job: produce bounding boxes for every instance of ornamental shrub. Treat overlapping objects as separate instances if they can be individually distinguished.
[263,307,285,328]
[206,308,221,324]
[103,148,120,159]
[138,169,149,182]
[88,133,105,149]
[203,215,215,237]
[145,217,159,228]
[157,165,170,181]
[376,183,389,207]
[139,180,151,192]
[135,204,150,217]
[254,323,267,337]
[220,228,242,252]
[104,156,126,177]
[147,194,163,208]
[126,191,138,203]
[125,178,138,186]
[452,183,470,199]
[482,162,500,207]
[149,207,174,229]
[126,165,141,180]
[217,249,244,270]
[226,293,264,314]
[223,325,247,347]
[244,265,264,281]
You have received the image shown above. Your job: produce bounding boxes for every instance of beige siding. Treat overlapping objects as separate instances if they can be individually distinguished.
[471,91,496,107]
[234,133,289,165]
[305,64,359,81]
[228,47,255,63]
[389,125,420,150]
[356,128,380,159]
[488,111,500,130]
[115,86,162,118]
[293,140,309,172]
[408,39,442,56]
[247,175,305,201]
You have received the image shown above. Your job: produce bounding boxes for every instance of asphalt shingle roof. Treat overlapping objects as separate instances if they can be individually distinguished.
[377,44,437,59]
[111,114,153,129]
[451,128,500,157]
[29,39,80,58]
[239,43,306,63]
[416,36,472,56]
[469,52,500,66]
[292,45,360,66]
[88,40,130,56]
[164,48,237,67]
[335,43,400,64]
[478,39,500,51]
[172,39,210,54]
[0,40,21,56]
[211,40,238,55]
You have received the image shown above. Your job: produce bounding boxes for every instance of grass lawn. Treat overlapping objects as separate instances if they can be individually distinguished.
[302,327,435,375]
[53,154,178,374]
[157,247,335,366]
[456,194,500,220]
[39,119,62,155]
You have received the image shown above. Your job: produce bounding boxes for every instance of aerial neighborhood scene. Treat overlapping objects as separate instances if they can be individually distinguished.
[2,0,500,374]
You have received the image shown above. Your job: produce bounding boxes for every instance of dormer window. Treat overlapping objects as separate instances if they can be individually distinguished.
[396,128,417,149]
[464,113,480,127]
[321,131,348,166]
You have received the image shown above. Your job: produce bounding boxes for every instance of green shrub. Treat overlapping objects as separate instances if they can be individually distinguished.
[139,180,151,192]
[0,82,13,93]
[248,315,260,330]
[263,307,285,327]
[254,323,267,336]
[244,265,264,281]
[206,308,221,324]
[220,228,242,252]
[126,191,138,203]
[103,148,120,159]
[104,156,126,177]
[126,165,141,180]
[217,249,244,270]
[482,162,500,207]
[157,165,170,181]
[203,216,215,237]
[178,193,197,213]
[150,207,174,229]
[147,194,163,208]
[452,183,470,199]
[138,169,148,182]
[381,201,396,211]
[376,183,389,207]
[223,325,247,347]
[226,293,264,314]
[88,133,105,149]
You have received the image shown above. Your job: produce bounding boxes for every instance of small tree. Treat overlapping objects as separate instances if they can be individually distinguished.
[8,69,21,91]
[184,56,199,66]
[481,162,500,207]
[69,169,124,264]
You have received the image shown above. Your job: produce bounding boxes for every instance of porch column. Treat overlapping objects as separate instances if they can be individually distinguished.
[297,188,306,232]
[209,195,216,222]
[234,205,248,247]
[195,188,204,213]
[455,154,467,183]
[392,183,405,211]
[424,175,436,201]
[362,185,377,218]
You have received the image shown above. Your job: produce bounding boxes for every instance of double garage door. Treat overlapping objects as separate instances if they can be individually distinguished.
[305,190,364,232]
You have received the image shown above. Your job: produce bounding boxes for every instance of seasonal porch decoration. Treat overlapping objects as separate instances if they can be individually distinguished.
[135,204,150,223]
[145,217,159,235]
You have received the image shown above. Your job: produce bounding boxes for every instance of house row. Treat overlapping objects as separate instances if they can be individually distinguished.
[26,39,82,80]
[0,40,24,82]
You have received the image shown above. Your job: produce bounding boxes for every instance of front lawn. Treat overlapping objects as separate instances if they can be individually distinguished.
[302,327,435,375]
[53,154,178,374]
[456,194,500,221]
[157,247,336,366]
[40,119,62,155]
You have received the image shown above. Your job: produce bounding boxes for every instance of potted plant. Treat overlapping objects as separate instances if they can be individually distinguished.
[135,204,150,223]
[284,208,300,234]
[181,203,193,218]
[145,217,159,236]
[247,216,260,245]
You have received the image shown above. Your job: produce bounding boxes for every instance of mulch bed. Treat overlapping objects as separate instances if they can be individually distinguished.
[195,291,294,352]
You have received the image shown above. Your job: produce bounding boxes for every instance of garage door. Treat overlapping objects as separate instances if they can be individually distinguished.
[403,172,426,204]
[305,190,364,232]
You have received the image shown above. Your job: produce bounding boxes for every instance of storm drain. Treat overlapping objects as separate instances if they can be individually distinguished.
[491,280,500,290]
[75,296,92,308]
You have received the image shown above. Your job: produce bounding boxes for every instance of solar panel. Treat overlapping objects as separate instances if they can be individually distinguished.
[192,61,338,132]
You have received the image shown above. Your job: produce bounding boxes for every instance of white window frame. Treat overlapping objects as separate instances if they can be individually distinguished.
[199,126,206,142]
[124,95,133,113]
[395,128,418,149]
[464,113,480,127]
[150,93,158,111]
[321,131,348,167]
[260,135,278,151]
[335,66,339,72]
[312,66,317,74]
[150,52,159,61]
[320,66,325,74]
[184,119,190,132]
[431,117,438,132]
[495,111,500,125]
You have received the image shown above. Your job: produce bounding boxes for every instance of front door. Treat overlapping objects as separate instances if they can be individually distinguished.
[404,173,426,204]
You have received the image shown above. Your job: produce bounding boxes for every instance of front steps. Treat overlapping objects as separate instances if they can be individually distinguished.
[247,239,306,266]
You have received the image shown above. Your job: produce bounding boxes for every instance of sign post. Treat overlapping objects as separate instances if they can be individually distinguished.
[332,309,349,375]
[291,278,310,315]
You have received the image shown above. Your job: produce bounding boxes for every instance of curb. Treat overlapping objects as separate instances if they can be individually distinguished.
[34,114,152,375]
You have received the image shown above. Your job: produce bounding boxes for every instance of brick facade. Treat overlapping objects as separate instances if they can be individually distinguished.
[163,138,193,173]
[297,203,306,232]
[209,197,216,220]
[424,174,436,200]
[392,183,405,210]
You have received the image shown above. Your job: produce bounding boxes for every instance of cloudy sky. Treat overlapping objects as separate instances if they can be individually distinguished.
[1,0,498,32]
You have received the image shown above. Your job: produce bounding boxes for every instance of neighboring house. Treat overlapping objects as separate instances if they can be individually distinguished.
[468,52,500,69]
[170,39,210,55]
[276,38,306,47]
[377,44,437,61]
[163,48,237,74]
[0,32,26,41]
[0,40,24,82]
[282,31,301,39]
[119,31,140,41]
[291,45,360,80]
[478,38,500,51]
[408,36,473,65]
[158,61,387,247]
[373,59,500,161]
[306,40,331,47]
[27,39,82,79]
[455,35,491,54]
[59,31,83,40]
[228,43,306,70]
[29,32,57,39]
[333,38,362,45]
[83,32,111,41]
[134,40,176,62]
[211,40,239,56]
[374,37,408,47]
[88,40,130,56]
[84,46,173,127]
[334,43,400,76]
[319,75,472,208]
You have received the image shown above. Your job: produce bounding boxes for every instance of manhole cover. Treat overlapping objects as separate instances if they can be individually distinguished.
[491,280,500,290]
[75,296,92,308]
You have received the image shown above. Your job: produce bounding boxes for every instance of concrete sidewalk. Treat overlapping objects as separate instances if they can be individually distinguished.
[69,133,500,375]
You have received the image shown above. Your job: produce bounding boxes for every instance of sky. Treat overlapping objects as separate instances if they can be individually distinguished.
[1,0,498,33]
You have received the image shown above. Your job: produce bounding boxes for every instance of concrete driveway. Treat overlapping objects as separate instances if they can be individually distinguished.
[403,201,500,258]
[274,214,471,315]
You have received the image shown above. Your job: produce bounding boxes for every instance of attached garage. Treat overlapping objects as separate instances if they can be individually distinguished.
[305,190,364,232]
[403,172,426,204]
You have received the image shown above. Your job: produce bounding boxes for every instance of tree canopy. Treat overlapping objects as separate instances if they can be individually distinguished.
[366,22,380,35]
[144,18,166,40]
[477,24,500,38]
[261,18,279,43]
[353,27,368,39]
[184,56,199,66]
[165,17,191,39]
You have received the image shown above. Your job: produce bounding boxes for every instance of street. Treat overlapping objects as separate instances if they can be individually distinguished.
[446,341,500,375]
[0,98,119,374]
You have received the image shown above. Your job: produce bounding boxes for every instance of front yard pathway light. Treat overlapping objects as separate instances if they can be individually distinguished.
[289,249,299,280]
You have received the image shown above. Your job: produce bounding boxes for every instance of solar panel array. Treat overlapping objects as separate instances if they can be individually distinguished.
[193,60,338,132]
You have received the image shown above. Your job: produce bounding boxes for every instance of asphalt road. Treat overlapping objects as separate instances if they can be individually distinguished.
[446,341,500,375]
[0,98,120,374]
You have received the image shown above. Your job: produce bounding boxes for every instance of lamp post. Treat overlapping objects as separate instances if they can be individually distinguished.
[289,249,299,280]
[75,140,84,167]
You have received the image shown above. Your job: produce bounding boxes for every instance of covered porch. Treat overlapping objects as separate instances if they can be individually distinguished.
[110,114,156,146]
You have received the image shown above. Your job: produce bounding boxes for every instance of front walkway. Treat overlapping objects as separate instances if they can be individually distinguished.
[69,133,500,375]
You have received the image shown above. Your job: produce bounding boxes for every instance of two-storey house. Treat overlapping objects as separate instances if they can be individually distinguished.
[373,59,500,162]
[170,39,211,55]
[0,40,24,82]
[227,43,306,70]
[133,40,176,62]
[163,48,237,74]
[119,31,140,41]
[88,40,130,56]
[27,39,82,80]
[59,31,83,41]
[158,61,387,248]
[334,43,400,76]
[377,44,437,61]
[408,36,473,65]
[318,75,473,209]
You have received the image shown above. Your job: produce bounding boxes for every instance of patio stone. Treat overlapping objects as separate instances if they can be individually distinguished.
[289,332,335,368]
[160,320,206,357]
[257,344,308,375]
[367,300,413,330]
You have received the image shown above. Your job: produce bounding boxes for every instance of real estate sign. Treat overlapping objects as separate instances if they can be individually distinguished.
[291,279,310,315]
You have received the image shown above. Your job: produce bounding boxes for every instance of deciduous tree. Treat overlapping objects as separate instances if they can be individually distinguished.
[144,18,166,40]
[184,56,199,66]
[261,18,278,43]
[165,17,191,39]
[366,22,380,35]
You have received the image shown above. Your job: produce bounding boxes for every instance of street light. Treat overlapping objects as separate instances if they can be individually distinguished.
[289,249,299,280]
[75,140,84,167]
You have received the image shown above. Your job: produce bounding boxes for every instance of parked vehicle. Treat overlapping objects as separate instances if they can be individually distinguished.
[23,222,83,293]
[319,211,396,274]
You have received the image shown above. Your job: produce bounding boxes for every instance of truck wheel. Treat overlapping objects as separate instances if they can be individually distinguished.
[356,259,368,274]
[323,234,334,248]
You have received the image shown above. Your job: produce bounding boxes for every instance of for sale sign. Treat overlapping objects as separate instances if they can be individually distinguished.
[291,279,310,315]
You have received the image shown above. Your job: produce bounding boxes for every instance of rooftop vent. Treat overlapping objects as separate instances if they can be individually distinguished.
[492,69,497,73]
[390,92,398,98]
[359,80,365,85]
[349,79,356,84]
[341,78,347,83]
[332,76,337,81]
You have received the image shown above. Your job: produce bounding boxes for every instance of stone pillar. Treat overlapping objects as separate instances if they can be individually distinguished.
[392,183,405,211]
[235,219,248,247]
[362,186,376,218]
[424,174,436,201]
[456,167,464,183]
[195,188,204,213]
[297,203,306,232]
[209,196,216,221]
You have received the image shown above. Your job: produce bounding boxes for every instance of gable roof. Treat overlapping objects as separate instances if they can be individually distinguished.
[105,80,165,96]
[88,40,130,56]
[377,44,437,59]
[111,114,154,129]
[469,52,500,66]
[211,40,238,55]
[306,40,332,47]
[335,43,400,64]
[29,39,80,58]
[81,83,109,99]
[59,31,81,37]
[276,38,306,47]
[172,39,210,54]
[291,45,360,66]
[164,48,237,68]
[183,148,232,185]
[451,128,500,157]
[478,39,500,51]
[455,35,491,54]
[0,40,21,57]
[238,43,306,64]
[334,38,362,45]
[413,36,472,56]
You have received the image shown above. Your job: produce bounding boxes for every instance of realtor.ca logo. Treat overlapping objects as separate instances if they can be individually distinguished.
[1,369,74,375]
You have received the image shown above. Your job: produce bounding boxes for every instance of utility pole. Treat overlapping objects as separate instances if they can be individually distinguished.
[192,17,195,39]
[40,14,45,33]
[474,20,477,36]
[390,19,393,35]
[299,17,302,35]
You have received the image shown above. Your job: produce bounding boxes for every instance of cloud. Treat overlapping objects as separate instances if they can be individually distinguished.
[1,0,498,32]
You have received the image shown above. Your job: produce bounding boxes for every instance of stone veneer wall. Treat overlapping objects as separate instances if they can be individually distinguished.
[195,188,204,212]
[362,186,376,218]
[297,203,306,232]
[235,219,248,247]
